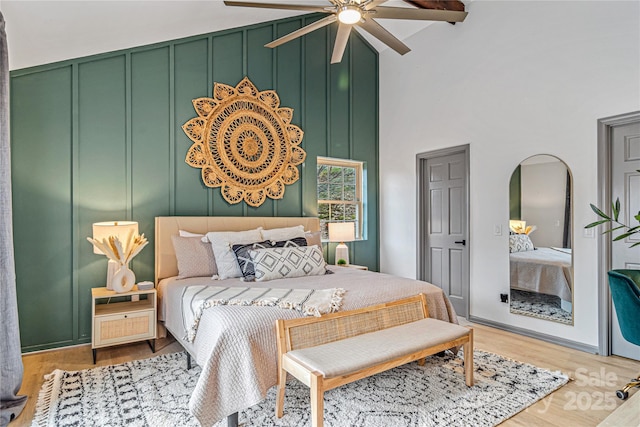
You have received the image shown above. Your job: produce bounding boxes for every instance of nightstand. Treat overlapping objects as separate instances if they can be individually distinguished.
[91,286,157,364]
[341,264,368,271]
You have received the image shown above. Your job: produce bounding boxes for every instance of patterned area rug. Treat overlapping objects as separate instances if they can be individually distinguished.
[510,289,572,324]
[32,350,568,427]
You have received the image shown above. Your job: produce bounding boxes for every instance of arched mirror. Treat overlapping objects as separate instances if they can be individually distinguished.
[508,155,573,325]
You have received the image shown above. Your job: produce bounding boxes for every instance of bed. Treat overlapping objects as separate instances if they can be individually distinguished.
[154,216,459,426]
[509,247,573,304]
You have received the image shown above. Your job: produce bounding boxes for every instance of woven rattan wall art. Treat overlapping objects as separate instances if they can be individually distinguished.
[182,77,306,207]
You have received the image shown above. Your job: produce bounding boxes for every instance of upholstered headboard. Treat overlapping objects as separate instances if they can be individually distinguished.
[155,216,320,283]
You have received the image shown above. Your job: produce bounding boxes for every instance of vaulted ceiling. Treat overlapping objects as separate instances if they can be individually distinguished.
[1,0,466,70]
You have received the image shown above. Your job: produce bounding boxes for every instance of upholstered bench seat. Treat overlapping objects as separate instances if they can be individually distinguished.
[275,294,474,427]
[286,318,469,378]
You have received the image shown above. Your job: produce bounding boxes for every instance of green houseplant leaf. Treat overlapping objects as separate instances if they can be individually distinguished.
[586,170,640,248]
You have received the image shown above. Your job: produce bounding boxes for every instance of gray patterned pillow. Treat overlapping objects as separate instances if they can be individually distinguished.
[232,237,307,282]
[249,245,327,282]
[509,234,534,253]
[171,235,217,279]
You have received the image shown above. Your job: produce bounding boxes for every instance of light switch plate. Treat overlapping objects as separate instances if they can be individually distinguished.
[494,224,502,236]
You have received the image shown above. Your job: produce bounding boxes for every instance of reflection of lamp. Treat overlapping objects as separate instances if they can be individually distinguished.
[328,222,355,265]
[509,220,536,235]
[509,220,526,234]
[91,221,138,289]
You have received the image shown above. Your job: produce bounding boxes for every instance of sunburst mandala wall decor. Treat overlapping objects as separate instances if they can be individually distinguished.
[182,77,306,207]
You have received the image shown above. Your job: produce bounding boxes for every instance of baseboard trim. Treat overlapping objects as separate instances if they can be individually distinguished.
[21,342,91,356]
[468,315,600,355]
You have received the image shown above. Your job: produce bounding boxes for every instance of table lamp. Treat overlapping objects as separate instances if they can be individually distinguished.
[328,222,355,265]
[91,221,138,289]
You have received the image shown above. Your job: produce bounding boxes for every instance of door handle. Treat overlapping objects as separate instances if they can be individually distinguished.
[454,240,466,246]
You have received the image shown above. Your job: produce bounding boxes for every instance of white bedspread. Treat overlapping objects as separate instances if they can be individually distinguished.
[158,266,459,426]
[510,247,572,301]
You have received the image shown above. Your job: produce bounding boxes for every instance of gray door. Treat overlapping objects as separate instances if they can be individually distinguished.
[418,148,469,318]
[611,121,640,360]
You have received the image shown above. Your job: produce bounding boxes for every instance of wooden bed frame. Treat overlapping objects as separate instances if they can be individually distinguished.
[154,216,320,284]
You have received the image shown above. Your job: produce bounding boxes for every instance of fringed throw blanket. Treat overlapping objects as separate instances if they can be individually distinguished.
[182,286,345,342]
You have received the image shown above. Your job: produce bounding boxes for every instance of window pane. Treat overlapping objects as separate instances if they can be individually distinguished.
[317,184,329,200]
[345,204,356,221]
[317,165,328,183]
[330,203,345,221]
[344,167,356,184]
[344,185,356,201]
[318,203,329,220]
[329,184,343,200]
[329,166,343,183]
[320,222,329,240]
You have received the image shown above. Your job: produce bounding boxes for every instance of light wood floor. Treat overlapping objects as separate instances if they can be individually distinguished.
[12,322,640,427]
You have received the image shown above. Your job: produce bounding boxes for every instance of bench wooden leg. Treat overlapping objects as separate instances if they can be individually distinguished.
[276,362,287,418]
[463,329,474,387]
[310,372,324,427]
[417,357,426,366]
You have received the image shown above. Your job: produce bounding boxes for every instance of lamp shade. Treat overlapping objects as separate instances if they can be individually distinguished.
[328,222,355,243]
[509,220,526,233]
[91,221,138,254]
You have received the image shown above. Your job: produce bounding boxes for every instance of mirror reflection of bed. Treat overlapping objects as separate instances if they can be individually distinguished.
[508,155,573,325]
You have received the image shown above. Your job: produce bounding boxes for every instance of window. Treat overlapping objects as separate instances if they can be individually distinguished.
[317,157,364,240]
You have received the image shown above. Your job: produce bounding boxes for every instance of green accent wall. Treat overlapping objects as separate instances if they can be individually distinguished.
[509,165,521,220]
[10,16,379,352]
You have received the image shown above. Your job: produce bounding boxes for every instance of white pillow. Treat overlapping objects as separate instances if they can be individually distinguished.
[249,245,327,282]
[261,225,306,242]
[204,228,263,279]
[179,230,204,237]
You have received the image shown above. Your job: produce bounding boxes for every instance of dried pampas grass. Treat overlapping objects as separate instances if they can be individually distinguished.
[87,230,148,265]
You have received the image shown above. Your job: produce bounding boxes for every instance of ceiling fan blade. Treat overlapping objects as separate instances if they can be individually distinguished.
[357,18,410,55]
[372,6,467,22]
[224,1,330,13]
[363,0,389,10]
[331,23,351,64]
[265,15,338,48]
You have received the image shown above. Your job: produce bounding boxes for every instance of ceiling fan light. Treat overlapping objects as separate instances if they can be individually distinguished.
[338,6,362,25]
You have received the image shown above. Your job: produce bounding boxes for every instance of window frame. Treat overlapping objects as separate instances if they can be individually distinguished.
[316,156,365,241]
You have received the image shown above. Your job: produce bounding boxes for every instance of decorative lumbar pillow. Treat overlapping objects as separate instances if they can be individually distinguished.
[204,228,263,279]
[261,225,306,242]
[509,234,534,253]
[233,237,307,281]
[305,230,322,249]
[249,245,328,282]
[171,235,217,279]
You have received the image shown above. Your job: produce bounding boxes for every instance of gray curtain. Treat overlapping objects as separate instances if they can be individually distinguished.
[0,11,27,427]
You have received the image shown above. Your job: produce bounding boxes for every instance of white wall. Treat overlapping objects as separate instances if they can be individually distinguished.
[520,157,567,248]
[379,0,640,348]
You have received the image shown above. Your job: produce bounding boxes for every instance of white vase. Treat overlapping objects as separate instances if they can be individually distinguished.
[111,265,136,293]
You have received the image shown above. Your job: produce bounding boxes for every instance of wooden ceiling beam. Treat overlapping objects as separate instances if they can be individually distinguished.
[402,0,466,12]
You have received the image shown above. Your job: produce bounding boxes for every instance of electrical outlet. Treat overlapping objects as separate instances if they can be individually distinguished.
[500,293,508,303]
[583,227,595,238]
[131,294,139,302]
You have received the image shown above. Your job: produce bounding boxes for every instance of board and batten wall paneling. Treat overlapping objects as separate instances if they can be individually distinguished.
[174,39,210,216]
[10,15,379,352]
[11,67,74,349]
[76,56,129,341]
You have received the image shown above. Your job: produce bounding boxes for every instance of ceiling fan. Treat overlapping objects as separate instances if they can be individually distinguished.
[223,0,468,63]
